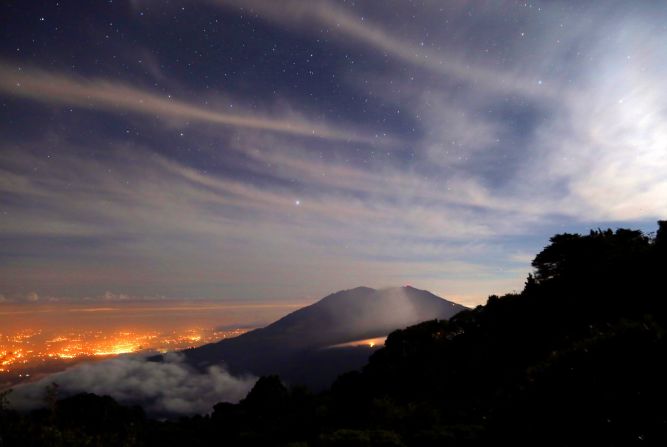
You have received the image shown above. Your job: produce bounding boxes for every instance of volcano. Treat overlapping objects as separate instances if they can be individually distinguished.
[179,286,466,389]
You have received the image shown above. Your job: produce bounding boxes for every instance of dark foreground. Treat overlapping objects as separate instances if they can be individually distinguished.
[2,222,667,446]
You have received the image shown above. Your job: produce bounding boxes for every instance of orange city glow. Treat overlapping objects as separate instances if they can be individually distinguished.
[0,327,250,382]
[0,299,302,388]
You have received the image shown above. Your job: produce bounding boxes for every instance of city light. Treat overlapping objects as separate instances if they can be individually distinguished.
[0,327,250,385]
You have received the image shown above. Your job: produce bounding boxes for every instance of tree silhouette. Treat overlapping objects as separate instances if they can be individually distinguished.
[657,220,667,247]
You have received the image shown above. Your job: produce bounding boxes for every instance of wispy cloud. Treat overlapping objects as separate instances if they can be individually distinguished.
[0,141,522,302]
[2,1,665,306]
[212,0,558,99]
[0,61,376,143]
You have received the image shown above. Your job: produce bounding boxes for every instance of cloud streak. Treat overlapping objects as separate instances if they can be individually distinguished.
[0,62,375,143]
[0,142,523,304]
[213,0,559,99]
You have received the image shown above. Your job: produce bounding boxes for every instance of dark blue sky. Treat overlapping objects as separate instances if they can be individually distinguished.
[1,0,665,305]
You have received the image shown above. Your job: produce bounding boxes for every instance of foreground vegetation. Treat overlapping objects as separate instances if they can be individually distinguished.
[2,222,666,446]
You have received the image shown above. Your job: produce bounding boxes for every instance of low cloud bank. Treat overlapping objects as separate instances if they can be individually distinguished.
[8,353,256,416]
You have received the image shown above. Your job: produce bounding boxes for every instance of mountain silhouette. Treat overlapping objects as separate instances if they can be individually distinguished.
[179,286,465,389]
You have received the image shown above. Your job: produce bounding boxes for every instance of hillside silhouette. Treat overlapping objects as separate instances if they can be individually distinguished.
[2,221,666,446]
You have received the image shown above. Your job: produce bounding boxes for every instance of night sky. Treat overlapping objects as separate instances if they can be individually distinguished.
[1,1,666,306]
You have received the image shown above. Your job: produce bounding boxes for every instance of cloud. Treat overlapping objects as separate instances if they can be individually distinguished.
[0,142,520,302]
[3,1,664,306]
[239,0,666,224]
[0,291,167,304]
[0,143,498,244]
[211,0,559,100]
[101,291,132,301]
[504,13,667,222]
[8,353,256,416]
[318,2,667,224]
[0,61,375,143]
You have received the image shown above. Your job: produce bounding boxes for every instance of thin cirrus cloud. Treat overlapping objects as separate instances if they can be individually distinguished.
[0,144,496,242]
[0,143,517,304]
[211,0,559,100]
[3,1,666,306]
[0,61,377,143]
[231,0,667,223]
[212,0,667,221]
